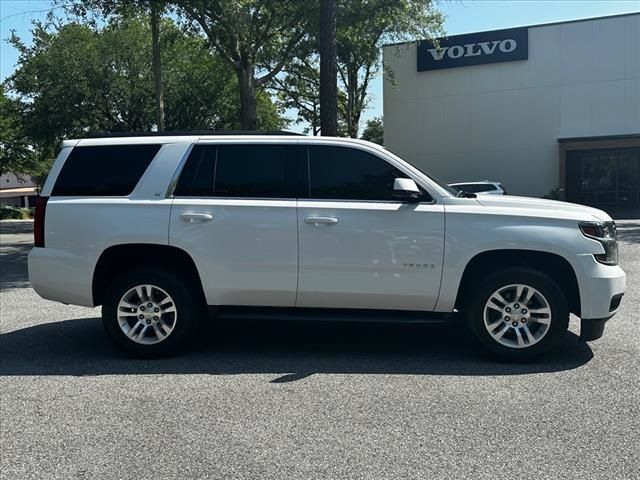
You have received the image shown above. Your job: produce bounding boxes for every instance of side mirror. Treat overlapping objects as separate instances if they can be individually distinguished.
[393,178,421,202]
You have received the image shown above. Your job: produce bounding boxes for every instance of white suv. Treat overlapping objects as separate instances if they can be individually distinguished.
[28,134,626,361]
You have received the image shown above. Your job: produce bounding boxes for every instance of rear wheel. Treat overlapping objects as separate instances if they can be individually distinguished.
[102,268,204,357]
[463,267,569,362]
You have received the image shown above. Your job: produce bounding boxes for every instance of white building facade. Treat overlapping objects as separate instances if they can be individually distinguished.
[383,13,640,214]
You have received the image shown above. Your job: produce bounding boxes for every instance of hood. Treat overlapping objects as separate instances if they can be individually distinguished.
[473,195,612,222]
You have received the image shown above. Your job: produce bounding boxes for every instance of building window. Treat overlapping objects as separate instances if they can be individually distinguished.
[566,148,640,207]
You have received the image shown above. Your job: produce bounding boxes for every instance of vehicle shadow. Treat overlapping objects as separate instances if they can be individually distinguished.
[0,317,593,380]
[0,240,32,291]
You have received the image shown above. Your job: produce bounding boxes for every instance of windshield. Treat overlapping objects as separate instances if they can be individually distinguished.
[383,147,459,196]
[422,172,460,196]
[382,146,459,196]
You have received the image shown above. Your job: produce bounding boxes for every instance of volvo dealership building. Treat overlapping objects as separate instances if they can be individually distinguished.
[383,13,640,214]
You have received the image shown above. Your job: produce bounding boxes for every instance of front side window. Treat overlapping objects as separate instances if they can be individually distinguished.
[307,145,415,201]
[174,144,295,198]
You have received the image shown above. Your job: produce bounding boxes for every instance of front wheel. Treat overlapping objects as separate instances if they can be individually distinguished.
[463,267,569,362]
[102,268,204,357]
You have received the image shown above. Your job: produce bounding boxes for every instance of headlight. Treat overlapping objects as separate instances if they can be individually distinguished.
[579,221,618,265]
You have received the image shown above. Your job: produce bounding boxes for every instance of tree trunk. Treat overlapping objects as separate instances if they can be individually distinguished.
[237,67,257,130]
[319,0,337,136]
[347,66,359,138]
[150,3,164,131]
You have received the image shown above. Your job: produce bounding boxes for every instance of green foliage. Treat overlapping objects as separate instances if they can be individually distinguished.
[277,0,443,137]
[0,85,37,177]
[173,0,310,129]
[273,58,321,135]
[360,117,383,145]
[158,16,286,130]
[542,187,562,200]
[6,15,286,153]
[337,0,443,137]
[174,0,309,77]
[0,206,28,220]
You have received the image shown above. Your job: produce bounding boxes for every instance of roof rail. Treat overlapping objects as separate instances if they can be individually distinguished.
[83,130,305,138]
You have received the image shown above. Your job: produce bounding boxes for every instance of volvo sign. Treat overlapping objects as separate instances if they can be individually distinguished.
[417,27,528,71]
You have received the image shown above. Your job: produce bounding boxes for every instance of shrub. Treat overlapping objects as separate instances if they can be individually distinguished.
[542,187,561,200]
[0,206,26,220]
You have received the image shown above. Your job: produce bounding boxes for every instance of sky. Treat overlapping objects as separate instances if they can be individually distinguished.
[1,0,639,132]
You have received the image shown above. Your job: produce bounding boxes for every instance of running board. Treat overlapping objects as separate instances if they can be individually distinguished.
[211,306,454,324]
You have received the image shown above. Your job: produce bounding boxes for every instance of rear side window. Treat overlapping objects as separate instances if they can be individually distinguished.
[52,144,161,196]
[174,144,295,198]
[216,144,291,198]
[307,145,410,201]
[173,145,215,197]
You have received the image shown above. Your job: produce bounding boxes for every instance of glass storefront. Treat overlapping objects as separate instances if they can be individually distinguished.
[565,148,640,208]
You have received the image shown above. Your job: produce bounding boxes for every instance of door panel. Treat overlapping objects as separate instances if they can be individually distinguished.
[169,143,299,307]
[297,200,445,310]
[170,198,298,306]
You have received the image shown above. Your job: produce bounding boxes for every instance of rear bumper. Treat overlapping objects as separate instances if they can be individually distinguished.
[28,247,95,307]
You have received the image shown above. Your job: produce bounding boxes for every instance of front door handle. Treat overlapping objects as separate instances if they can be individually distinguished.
[180,212,213,223]
[305,216,338,226]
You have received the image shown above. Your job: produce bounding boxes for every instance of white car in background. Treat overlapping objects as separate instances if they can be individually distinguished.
[449,181,507,195]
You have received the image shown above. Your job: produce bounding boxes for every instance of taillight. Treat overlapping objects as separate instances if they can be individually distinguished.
[34,196,48,247]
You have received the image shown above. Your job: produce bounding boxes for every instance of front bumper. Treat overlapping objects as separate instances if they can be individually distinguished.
[580,315,614,342]
[575,254,626,320]
[574,254,626,342]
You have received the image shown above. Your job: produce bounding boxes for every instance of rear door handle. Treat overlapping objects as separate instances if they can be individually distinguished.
[180,213,213,223]
[305,216,338,226]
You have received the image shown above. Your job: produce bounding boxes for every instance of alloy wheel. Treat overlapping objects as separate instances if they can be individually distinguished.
[117,284,177,345]
[483,283,552,349]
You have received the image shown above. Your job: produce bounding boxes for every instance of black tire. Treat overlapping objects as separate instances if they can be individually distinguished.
[102,267,205,357]
[462,267,569,362]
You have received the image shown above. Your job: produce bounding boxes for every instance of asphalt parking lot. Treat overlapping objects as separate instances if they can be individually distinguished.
[1,220,639,480]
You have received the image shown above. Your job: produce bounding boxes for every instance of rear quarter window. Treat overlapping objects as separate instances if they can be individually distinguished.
[51,144,161,196]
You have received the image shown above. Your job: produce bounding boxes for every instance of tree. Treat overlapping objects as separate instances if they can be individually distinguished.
[360,117,383,145]
[319,0,337,136]
[7,16,286,153]
[0,86,36,177]
[150,1,165,130]
[173,0,311,130]
[336,0,443,137]
[278,0,443,137]
[60,0,168,131]
[272,58,322,135]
